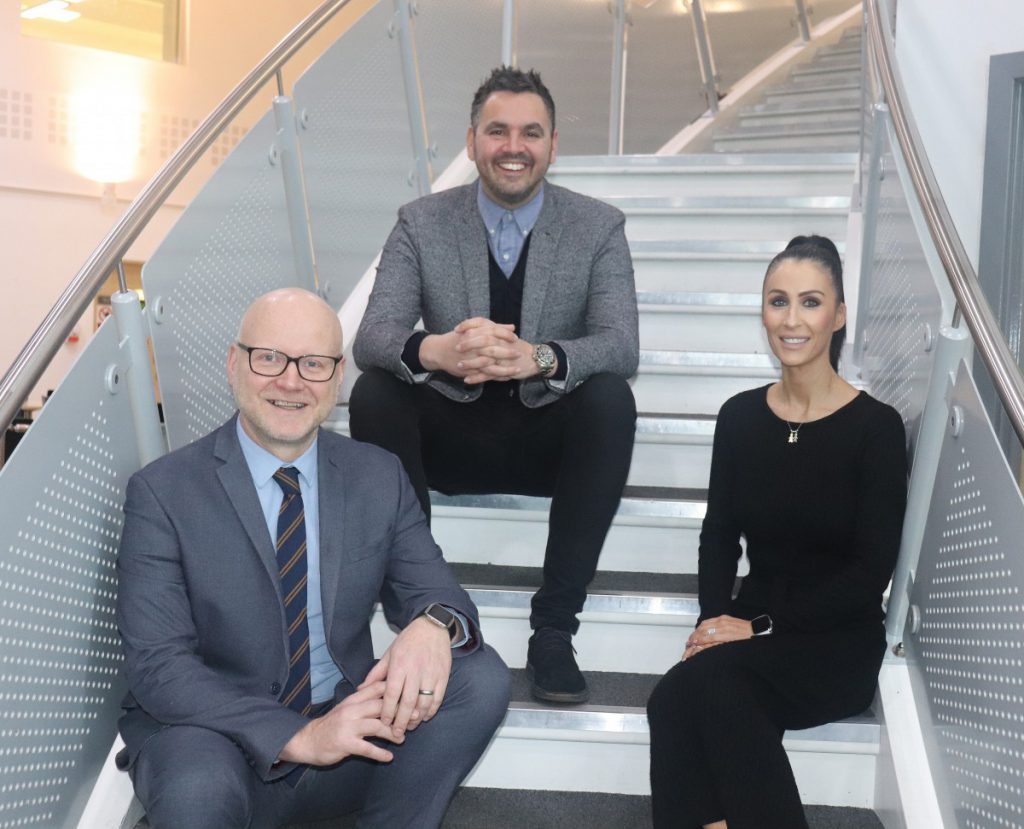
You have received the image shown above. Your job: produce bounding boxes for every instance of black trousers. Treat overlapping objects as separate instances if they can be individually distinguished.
[646,624,884,829]
[348,369,637,633]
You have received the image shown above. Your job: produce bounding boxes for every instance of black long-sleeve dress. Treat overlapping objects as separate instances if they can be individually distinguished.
[647,385,907,829]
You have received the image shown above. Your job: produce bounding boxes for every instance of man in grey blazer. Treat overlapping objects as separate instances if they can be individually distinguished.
[116,288,510,829]
[350,67,639,704]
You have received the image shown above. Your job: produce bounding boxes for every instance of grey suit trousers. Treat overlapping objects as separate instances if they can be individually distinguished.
[130,644,510,829]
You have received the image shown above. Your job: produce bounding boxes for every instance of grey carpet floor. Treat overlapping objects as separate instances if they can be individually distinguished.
[292,788,883,828]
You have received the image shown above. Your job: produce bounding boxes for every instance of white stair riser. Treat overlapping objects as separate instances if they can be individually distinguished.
[634,257,769,294]
[464,732,878,805]
[623,212,848,242]
[632,369,777,414]
[548,170,856,198]
[331,422,712,490]
[629,440,711,489]
[639,307,767,352]
[764,89,861,106]
[370,610,692,674]
[431,509,703,574]
[791,67,862,82]
[715,135,859,153]
[739,111,860,128]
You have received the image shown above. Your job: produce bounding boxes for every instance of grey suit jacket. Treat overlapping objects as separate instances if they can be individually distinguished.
[353,181,639,408]
[115,417,479,781]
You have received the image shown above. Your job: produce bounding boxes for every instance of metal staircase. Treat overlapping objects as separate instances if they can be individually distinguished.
[324,144,882,825]
[307,25,889,826]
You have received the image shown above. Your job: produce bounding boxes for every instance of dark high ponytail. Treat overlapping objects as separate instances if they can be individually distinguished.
[764,235,846,371]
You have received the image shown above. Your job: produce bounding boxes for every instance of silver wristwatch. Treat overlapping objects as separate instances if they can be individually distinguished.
[533,343,557,378]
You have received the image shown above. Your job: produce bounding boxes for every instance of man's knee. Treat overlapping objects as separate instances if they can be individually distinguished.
[446,644,512,731]
[132,727,254,829]
[567,373,637,432]
[349,369,412,420]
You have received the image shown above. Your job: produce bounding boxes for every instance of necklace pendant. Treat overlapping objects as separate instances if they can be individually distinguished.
[788,429,798,444]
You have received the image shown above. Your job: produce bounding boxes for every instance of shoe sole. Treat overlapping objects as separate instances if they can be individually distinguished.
[525,662,591,704]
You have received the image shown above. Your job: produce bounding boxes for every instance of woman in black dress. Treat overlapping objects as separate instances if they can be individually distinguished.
[646,235,907,829]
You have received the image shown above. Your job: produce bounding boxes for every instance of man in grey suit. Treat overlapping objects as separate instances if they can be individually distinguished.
[116,288,510,829]
[350,67,639,704]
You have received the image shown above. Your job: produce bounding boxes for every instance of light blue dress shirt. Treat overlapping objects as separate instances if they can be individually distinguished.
[236,421,341,703]
[477,182,544,277]
[236,422,470,705]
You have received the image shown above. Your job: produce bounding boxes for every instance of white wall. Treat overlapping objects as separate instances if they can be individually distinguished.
[0,0,371,406]
[894,0,1024,270]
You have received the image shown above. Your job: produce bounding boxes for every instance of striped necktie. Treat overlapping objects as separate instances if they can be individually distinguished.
[272,467,312,716]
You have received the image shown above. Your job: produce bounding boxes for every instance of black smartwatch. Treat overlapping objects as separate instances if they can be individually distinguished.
[751,614,773,637]
[421,602,458,642]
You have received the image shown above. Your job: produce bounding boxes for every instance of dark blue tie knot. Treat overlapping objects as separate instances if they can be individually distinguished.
[273,467,301,495]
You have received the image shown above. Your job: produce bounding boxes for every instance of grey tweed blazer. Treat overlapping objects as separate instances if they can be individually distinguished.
[352,181,639,408]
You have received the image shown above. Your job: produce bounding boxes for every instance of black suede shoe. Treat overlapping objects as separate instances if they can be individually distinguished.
[526,628,590,703]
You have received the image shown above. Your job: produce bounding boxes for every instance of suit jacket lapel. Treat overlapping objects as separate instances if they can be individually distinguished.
[520,184,564,344]
[213,420,282,600]
[317,434,347,646]
[457,184,492,320]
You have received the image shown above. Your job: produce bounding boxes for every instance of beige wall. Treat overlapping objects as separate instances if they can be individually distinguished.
[0,0,369,406]
[894,0,1024,270]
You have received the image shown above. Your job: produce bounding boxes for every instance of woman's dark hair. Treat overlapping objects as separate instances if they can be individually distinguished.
[764,234,846,371]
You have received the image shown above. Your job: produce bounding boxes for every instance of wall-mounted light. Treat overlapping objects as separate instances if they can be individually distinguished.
[70,84,142,187]
[20,1,81,22]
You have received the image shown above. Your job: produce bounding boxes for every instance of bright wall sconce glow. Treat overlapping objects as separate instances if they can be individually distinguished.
[71,88,142,185]
[20,1,80,22]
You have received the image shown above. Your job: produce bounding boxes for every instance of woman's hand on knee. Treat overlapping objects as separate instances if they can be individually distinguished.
[682,615,754,660]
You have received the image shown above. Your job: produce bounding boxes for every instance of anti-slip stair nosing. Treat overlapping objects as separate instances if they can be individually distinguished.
[637,291,761,307]
[639,349,777,368]
[551,152,858,169]
[610,195,851,209]
[466,587,699,617]
[430,492,707,521]
[500,705,880,746]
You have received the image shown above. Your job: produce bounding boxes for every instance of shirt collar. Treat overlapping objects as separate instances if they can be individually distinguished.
[235,417,318,489]
[476,181,545,237]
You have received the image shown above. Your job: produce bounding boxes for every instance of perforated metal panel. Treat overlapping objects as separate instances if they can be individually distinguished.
[859,122,946,446]
[295,1,426,311]
[624,2,705,154]
[416,0,502,172]
[143,109,299,451]
[907,362,1024,829]
[0,320,137,828]
[517,0,614,156]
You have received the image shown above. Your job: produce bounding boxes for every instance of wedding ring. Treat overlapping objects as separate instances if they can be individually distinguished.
[706,627,716,636]
[418,689,435,696]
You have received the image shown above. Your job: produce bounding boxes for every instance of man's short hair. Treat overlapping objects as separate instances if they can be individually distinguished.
[469,66,556,132]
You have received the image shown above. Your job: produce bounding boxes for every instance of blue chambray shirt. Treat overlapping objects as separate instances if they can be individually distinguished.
[477,181,544,277]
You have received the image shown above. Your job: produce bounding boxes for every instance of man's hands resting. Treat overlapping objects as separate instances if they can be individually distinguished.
[278,616,455,767]
[419,317,554,384]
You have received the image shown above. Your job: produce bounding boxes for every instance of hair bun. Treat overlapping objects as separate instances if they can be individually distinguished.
[785,234,840,260]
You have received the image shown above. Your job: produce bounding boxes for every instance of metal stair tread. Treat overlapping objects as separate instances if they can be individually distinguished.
[451,562,700,596]
[716,125,860,140]
[637,290,761,313]
[328,406,716,442]
[630,238,845,257]
[744,101,861,116]
[503,671,880,746]
[638,348,777,370]
[551,152,858,171]
[606,194,850,212]
[767,78,861,95]
[431,485,707,521]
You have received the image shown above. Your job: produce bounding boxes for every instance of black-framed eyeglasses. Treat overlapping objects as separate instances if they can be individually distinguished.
[237,343,344,382]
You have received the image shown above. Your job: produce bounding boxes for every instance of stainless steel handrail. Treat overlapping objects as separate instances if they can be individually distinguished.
[0,0,358,433]
[865,0,1024,445]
